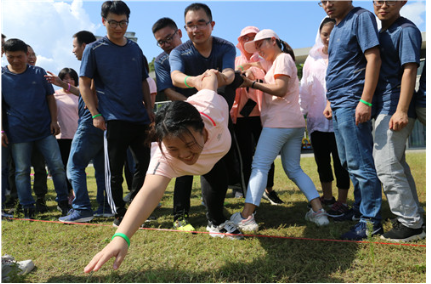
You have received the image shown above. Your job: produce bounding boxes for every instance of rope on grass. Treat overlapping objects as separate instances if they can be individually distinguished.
[5,218,426,248]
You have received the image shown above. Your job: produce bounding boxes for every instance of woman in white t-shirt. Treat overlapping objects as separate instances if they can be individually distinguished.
[84,70,242,273]
[230,29,329,231]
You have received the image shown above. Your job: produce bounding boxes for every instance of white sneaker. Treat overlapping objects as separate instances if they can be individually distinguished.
[230,212,259,232]
[305,208,329,226]
[206,220,243,240]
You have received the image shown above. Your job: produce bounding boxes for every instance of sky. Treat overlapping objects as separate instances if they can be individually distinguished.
[0,0,427,77]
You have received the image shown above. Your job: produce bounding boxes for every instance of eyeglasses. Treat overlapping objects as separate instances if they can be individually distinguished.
[318,1,334,7]
[373,1,397,7]
[156,29,179,47]
[105,19,129,28]
[184,21,211,31]
[241,35,255,42]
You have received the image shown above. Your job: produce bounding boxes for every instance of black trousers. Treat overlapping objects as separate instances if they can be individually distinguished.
[57,139,73,191]
[234,116,274,188]
[310,131,350,189]
[105,120,150,217]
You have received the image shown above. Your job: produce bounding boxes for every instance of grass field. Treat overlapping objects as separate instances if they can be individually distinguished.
[1,151,426,283]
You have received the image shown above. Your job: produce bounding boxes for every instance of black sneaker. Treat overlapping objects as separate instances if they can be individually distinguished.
[35,197,49,213]
[262,191,283,205]
[327,202,350,218]
[319,196,336,206]
[23,208,35,220]
[333,208,361,222]
[57,200,71,216]
[381,220,426,242]
[113,215,124,227]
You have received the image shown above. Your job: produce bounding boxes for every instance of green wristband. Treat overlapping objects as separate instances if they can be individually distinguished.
[184,76,193,89]
[238,65,244,71]
[92,114,102,119]
[112,233,130,248]
[360,99,372,107]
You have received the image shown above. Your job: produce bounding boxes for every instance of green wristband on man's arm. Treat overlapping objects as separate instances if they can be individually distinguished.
[359,99,372,107]
[112,233,130,248]
[92,114,102,119]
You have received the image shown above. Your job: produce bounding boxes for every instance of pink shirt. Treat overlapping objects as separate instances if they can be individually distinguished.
[147,89,231,179]
[261,53,305,128]
[54,90,79,139]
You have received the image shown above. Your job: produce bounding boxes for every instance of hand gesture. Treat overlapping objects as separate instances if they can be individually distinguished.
[84,237,129,273]
[51,122,61,136]
[93,116,107,131]
[45,71,62,87]
[389,110,408,131]
[355,101,372,126]
[323,102,332,120]
[1,131,9,147]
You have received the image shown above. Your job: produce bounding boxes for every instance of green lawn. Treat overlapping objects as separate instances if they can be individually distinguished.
[2,152,426,283]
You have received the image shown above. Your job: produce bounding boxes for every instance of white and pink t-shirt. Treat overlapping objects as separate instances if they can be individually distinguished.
[54,90,79,139]
[261,53,305,129]
[147,89,231,179]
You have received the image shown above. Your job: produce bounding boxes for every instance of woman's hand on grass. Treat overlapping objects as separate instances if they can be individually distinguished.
[84,237,129,273]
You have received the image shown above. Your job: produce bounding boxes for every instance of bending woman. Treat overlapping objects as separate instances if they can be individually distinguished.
[84,70,242,273]
[230,29,329,231]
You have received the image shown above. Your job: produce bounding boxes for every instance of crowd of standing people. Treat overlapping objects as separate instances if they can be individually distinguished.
[1,0,426,273]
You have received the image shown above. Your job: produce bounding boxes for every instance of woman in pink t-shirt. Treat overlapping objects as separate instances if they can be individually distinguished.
[54,68,79,196]
[84,70,242,273]
[230,29,329,231]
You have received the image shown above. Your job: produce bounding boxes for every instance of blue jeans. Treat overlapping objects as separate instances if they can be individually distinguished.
[10,135,68,209]
[67,120,107,211]
[332,108,382,223]
[245,127,319,206]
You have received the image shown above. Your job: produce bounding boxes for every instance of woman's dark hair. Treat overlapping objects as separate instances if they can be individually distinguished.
[151,100,204,149]
[58,68,79,87]
[101,0,130,19]
[275,39,296,62]
[319,17,336,32]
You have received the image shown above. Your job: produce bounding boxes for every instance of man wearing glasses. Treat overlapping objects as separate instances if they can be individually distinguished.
[79,0,154,227]
[152,17,197,233]
[319,0,383,240]
[371,1,425,242]
[169,3,244,238]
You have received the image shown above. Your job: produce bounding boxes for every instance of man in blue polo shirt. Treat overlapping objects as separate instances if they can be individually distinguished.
[1,38,70,219]
[80,0,154,227]
[372,0,425,242]
[320,0,383,240]
[168,3,243,238]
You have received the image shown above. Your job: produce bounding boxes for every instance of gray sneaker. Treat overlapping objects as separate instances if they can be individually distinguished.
[206,220,243,240]
[230,212,259,232]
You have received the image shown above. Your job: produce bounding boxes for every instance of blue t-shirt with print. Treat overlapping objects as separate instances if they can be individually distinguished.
[80,36,150,124]
[2,65,54,143]
[326,7,380,110]
[373,17,422,117]
[154,51,184,95]
[169,36,235,97]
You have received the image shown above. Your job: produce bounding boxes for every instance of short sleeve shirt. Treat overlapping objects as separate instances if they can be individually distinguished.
[326,7,380,110]
[374,17,422,116]
[169,37,235,97]
[2,65,54,143]
[147,89,231,179]
[80,37,150,124]
[154,51,184,95]
[54,90,79,139]
[261,53,305,128]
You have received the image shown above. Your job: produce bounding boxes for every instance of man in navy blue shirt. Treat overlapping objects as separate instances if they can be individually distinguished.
[152,17,198,232]
[372,0,425,242]
[2,38,70,219]
[320,0,383,240]
[80,1,154,227]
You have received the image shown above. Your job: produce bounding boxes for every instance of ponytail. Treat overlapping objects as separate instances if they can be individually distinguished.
[276,39,295,62]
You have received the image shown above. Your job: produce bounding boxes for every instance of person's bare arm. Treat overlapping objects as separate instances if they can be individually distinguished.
[389,63,418,131]
[163,88,188,101]
[355,46,381,125]
[45,71,79,96]
[80,76,106,130]
[46,94,60,135]
[241,75,289,98]
[84,174,171,272]
[142,79,155,122]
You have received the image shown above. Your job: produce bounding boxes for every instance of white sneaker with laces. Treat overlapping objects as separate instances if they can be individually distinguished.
[230,212,259,232]
[305,208,330,226]
[206,220,243,240]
